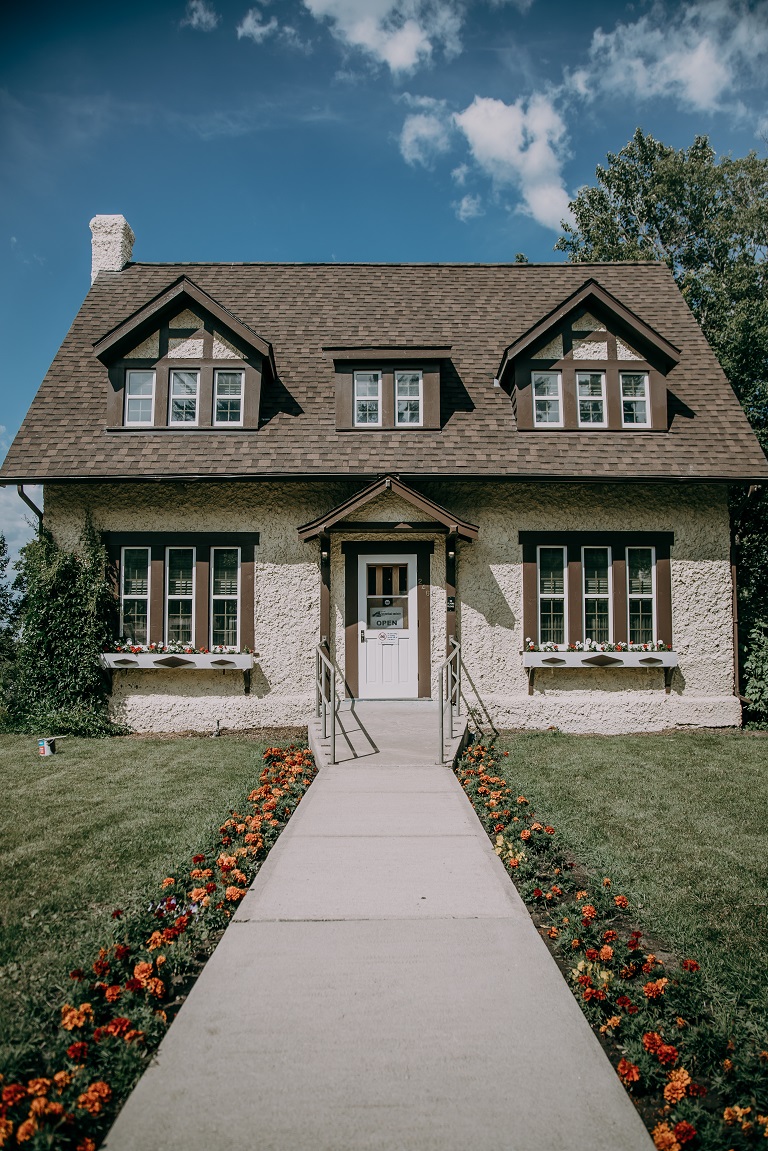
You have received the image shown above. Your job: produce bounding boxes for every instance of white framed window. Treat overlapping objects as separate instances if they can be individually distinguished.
[537,546,567,646]
[125,370,155,425]
[395,370,423,426]
[627,546,656,644]
[582,546,612,644]
[214,370,244,426]
[354,371,382,427]
[621,372,650,427]
[120,547,150,643]
[210,547,240,647]
[577,371,607,427]
[532,371,563,427]
[169,370,200,425]
[165,547,195,644]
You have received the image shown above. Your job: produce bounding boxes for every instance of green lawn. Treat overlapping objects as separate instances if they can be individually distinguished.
[0,730,303,1073]
[496,730,768,1023]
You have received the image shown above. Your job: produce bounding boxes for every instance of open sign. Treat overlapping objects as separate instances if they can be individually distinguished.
[369,606,403,629]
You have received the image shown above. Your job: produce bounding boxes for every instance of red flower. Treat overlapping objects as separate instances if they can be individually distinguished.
[113,944,130,961]
[616,995,632,1008]
[1,1084,28,1106]
[617,1058,640,1085]
[674,1121,696,1145]
[69,969,85,981]
[532,888,543,899]
[111,909,123,919]
[192,854,206,864]
[67,1042,89,1062]
[642,1031,663,1053]
[657,1044,679,1066]
[681,958,700,973]
[585,948,598,960]
[124,978,143,993]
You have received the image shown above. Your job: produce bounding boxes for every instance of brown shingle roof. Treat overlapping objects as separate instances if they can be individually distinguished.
[2,261,767,483]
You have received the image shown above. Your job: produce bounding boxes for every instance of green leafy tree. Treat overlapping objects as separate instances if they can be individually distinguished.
[556,129,768,722]
[6,520,122,736]
[0,533,15,670]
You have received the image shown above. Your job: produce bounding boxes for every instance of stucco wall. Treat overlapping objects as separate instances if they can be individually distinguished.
[43,479,739,734]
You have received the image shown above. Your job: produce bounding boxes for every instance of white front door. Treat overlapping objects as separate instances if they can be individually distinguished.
[357,553,419,698]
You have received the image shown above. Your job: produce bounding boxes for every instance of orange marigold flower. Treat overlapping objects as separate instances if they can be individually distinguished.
[225,886,246,901]
[105,985,122,1003]
[664,1068,691,1103]
[2,1083,27,1106]
[145,977,165,998]
[531,821,544,831]
[575,890,587,901]
[15,1118,38,1143]
[66,1041,88,1062]
[61,1003,94,1031]
[133,962,153,984]
[544,825,555,835]
[722,1057,734,1074]
[617,1058,640,1085]
[599,945,614,962]
[53,1071,72,1090]
[581,904,597,923]
[681,958,700,973]
[146,931,164,951]
[676,1017,687,1029]
[232,869,247,885]
[547,927,559,939]
[599,1016,621,1034]
[657,1044,679,1066]
[516,796,528,805]
[161,877,175,888]
[0,1117,14,1148]
[519,829,531,841]
[189,887,207,902]
[602,877,611,887]
[643,1032,664,1053]
[643,978,669,999]
[76,1140,97,1151]
[26,1078,51,1097]
[571,938,581,949]
[76,1081,112,1116]
[724,1105,751,1125]
[614,894,629,909]
[651,1121,680,1151]
[603,930,618,942]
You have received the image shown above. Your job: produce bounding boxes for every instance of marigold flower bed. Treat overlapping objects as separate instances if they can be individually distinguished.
[456,743,768,1151]
[0,744,316,1150]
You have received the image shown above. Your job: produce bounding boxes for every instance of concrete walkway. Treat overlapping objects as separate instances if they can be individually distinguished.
[308,699,468,767]
[104,758,652,1151]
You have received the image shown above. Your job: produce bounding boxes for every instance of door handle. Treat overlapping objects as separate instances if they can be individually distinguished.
[360,630,365,643]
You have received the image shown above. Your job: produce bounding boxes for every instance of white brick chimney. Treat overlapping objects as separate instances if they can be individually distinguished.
[89,215,135,283]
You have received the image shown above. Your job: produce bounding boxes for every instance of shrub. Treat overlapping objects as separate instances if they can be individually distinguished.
[4,521,122,736]
[743,622,768,728]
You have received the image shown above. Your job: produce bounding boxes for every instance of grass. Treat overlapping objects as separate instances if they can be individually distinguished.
[495,729,768,1025]
[0,729,303,1073]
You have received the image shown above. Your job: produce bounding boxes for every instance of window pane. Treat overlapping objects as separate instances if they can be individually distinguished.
[629,599,654,644]
[539,548,564,595]
[167,600,193,643]
[212,601,238,647]
[170,371,199,423]
[168,549,193,595]
[533,373,559,397]
[126,397,153,423]
[539,600,564,645]
[621,373,647,397]
[123,549,149,595]
[127,372,154,396]
[215,371,243,423]
[585,599,610,643]
[354,373,380,397]
[583,548,609,594]
[122,599,148,644]
[212,549,239,596]
[397,399,421,423]
[623,399,648,424]
[355,399,379,423]
[621,373,649,425]
[396,372,421,396]
[628,549,653,595]
[577,373,605,424]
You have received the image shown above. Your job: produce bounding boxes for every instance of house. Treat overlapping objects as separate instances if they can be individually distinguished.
[2,214,767,734]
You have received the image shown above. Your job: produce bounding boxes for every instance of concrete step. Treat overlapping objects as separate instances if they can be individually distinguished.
[308,699,468,768]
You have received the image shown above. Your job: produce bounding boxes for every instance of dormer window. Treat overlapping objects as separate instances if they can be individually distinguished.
[169,370,199,425]
[395,371,423,426]
[125,370,155,425]
[214,370,244,426]
[577,372,607,427]
[354,371,382,426]
[532,372,562,426]
[621,372,650,427]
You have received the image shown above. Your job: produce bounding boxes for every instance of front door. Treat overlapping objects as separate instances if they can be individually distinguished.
[357,553,419,698]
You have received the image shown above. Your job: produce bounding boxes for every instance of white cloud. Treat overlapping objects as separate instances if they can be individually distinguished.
[453,193,483,221]
[454,93,571,230]
[399,95,453,164]
[451,162,469,185]
[237,8,279,42]
[570,0,768,114]
[302,0,462,73]
[0,484,41,570]
[181,0,220,31]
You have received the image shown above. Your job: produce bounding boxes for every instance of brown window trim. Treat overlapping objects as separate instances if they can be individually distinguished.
[519,531,673,648]
[342,541,433,698]
[103,532,259,649]
[334,361,441,431]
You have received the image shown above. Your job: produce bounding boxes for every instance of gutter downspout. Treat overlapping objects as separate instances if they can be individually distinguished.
[17,485,43,532]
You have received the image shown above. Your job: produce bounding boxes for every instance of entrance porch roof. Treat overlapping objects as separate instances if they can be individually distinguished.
[297,475,479,542]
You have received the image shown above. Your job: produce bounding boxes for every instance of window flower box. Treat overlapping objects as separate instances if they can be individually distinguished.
[521,645,677,694]
[100,646,257,693]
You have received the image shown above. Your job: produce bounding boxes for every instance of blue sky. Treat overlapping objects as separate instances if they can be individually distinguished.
[1,0,767,559]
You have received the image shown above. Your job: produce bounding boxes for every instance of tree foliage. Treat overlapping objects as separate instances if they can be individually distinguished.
[4,521,122,736]
[556,129,768,723]
[0,533,15,671]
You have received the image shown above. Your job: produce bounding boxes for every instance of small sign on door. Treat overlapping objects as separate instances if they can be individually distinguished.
[378,631,398,645]
[369,606,403,629]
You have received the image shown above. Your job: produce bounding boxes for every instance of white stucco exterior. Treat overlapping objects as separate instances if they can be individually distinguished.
[43,479,740,734]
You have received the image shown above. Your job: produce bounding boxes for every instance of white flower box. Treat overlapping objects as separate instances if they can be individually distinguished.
[522,651,677,670]
[100,652,255,671]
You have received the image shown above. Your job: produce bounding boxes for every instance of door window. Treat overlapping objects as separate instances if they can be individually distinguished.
[365,563,409,629]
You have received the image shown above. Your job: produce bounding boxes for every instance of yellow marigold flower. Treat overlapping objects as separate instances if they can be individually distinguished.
[61,1003,93,1031]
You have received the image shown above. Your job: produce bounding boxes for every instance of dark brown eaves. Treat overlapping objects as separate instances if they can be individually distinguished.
[324,346,452,361]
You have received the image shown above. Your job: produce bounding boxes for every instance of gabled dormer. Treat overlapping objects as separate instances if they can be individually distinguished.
[94,277,276,431]
[497,279,680,433]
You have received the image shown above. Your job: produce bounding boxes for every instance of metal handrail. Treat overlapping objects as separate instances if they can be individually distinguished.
[437,638,461,764]
[315,644,336,765]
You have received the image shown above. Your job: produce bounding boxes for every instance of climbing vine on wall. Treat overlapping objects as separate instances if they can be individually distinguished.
[4,520,123,736]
